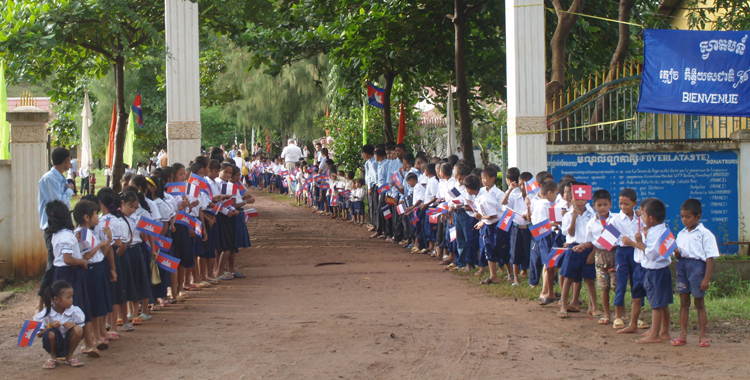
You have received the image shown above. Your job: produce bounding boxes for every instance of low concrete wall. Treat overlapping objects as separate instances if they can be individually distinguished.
[0,160,12,277]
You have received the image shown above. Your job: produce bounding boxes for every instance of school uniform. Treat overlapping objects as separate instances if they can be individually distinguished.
[422,176,440,243]
[441,177,457,255]
[125,208,153,301]
[611,211,646,305]
[528,196,552,286]
[77,226,112,319]
[152,197,173,299]
[413,176,427,249]
[214,179,237,252]
[376,160,391,236]
[33,305,85,358]
[233,190,251,249]
[475,192,510,265]
[453,185,479,268]
[640,223,674,308]
[675,223,719,298]
[560,208,596,282]
[586,212,617,292]
[507,188,531,270]
[51,229,91,323]
[97,214,127,305]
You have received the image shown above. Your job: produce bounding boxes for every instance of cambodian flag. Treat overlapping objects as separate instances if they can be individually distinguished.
[548,247,569,267]
[188,173,213,197]
[436,202,450,213]
[132,91,143,128]
[382,206,392,220]
[236,182,247,196]
[530,219,552,241]
[572,184,592,201]
[525,180,540,195]
[136,217,164,238]
[411,209,419,226]
[390,171,403,187]
[153,234,173,252]
[397,204,407,215]
[658,227,677,258]
[279,169,289,177]
[156,252,180,273]
[367,82,384,109]
[449,227,457,242]
[17,320,42,347]
[549,207,564,223]
[319,182,330,191]
[166,182,187,196]
[339,190,351,197]
[175,211,202,236]
[597,224,621,250]
[378,183,391,194]
[498,208,515,232]
[296,189,303,197]
[331,196,339,207]
[213,201,225,214]
[292,167,300,176]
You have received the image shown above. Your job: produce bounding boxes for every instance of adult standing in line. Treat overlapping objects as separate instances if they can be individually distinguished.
[281,139,303,189]
[253,143,263,157]
[80,164,90,195]
[160,147,169,167]
[36,148,75,311]
[239,143,249,160]
[302,145,309,160]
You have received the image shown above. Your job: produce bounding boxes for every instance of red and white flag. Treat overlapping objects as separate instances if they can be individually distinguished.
[572,184,592,200]
[549,207,564,223]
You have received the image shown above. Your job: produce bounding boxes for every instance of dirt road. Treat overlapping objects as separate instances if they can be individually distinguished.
[1,191,749,379]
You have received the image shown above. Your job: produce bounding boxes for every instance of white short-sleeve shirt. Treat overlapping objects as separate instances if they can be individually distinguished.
[52,229,83,267]
[676,223,720,262]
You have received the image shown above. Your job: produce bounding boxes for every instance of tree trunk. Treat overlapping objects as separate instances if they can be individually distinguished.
[454,0,475,169]
[547,0,585,104]
[111,55,128,192]
[382,72,396,143]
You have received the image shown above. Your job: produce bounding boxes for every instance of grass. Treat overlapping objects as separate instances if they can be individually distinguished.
[1,278,38,294]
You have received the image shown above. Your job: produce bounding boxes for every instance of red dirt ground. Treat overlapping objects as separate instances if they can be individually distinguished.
[1,190,749,379]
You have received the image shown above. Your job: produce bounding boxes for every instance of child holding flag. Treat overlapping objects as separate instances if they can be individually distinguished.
[584,189,617,325]
[34,280,86,369]
[525,180,558,304]
[563,183,598,318]
[464,174,508,285]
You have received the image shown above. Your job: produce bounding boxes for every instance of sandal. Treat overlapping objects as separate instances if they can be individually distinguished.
[96,338,109,350]
[122,324,134,332]
[479,278,497,285]
[82,348,100,358]
[107,332,120,340]
[637,319,650,329]
[539,298,555,306]
[671,338,687,346]
[598,317,611,325]
[612,318,626,329]
[699,339,711,347]
[116,318,123,326]
[557,311,569,318]
[131,318,143,325]
[66,356,84,367]
[138,313,152,321]
[43,358,57,369]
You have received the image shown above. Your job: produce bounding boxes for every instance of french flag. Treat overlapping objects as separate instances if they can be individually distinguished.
[525,180,540,195]
[186,183,201,198]
[658,227,677,258]
[549,207,565,223]
[597,224,621,250]
[572,184,592,201]
[449,227,457,242]
[378,183,391,194]
[449,187,461,197]
[156,252,181,273]
[397,204,407,215]
[530,219,552,241]
[17,320,42,347]
[221,182,237,195]
[153,234,173,252]
[166,182,187,196]
[175,211,202,237]
[136,217,164,238]
[391,172,403,187]
[498,208,515,232]
[548,247,569,267]
[382,206,392,220]
[81,228,98,248]
[245,208,259,221]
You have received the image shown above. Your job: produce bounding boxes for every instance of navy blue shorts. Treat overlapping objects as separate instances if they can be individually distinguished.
[510,225,531,267]
[643,266,673,309]
[675,258,707,298]
[560,244,595,282]
[42,328,72,358]
[631,263,647,300]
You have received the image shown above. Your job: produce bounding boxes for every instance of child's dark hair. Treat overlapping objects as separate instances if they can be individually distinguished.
[121,172,134,186]
[194,155,209,168]
[506,167,520,182]
[97,188,123,218]
[346,171,354,180]
[190,162,204,174]
[456,163,471,177]
[463,174,482,191]
[149,176,165,199]
[405,172,418,182]
[81,194,99,204]
[541,180,557,195]
[361,144,375,155]
[592,189,611,203]
[325,158,334,167]
[404,155,416,167]
[338,170,345,176]
[448,154,459,166]
[425,163,437,176]
[374,149,386,158]
[441,162,454,177]
[131,175,153,199]
[46,200,75,234]
[642,198,667,223]
[519,171,533,182]
[51,148,71,166]
[171,162,185,172]
[208,159,221,171]
[220,162,233,171]
[122,185,151,213]
[356,178,366,186]
[619,188,637,202]
[535,171,553,185]
[558,178,573,196]
[73,200,100,226]
[41,280,73,318]
[482,167,498,180]
[681,199,702,216]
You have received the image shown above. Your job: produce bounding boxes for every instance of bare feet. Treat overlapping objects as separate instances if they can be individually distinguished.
[617,325,639,334]
[659,332,672,341]
[636,336,662,344]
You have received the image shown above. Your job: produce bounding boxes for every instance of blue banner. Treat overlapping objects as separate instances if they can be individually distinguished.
[548,151,739,254]
[637,29,750,116]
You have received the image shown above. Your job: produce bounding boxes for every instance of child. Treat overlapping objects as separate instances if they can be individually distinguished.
[420,163,439,254]
[563,182,598,318]
[631,198,673,344]
[465,174,507,285]
[501,167,530,287]
[34,280,86,369]
[96,189,129,337]
[361,145,378,231]
[582,189,617,325]
[525,180,558,304]
[119,189,155,326]
[372,148,388,238]
[231,165,253,277]
[446,163,472,268]
[611,189,648,333]
[73,200,113,352]
[479,167,511,278]
[168,163,195,302]
[672,199,719,347]
[215,163,241,280]
[343,171,354,221]
[350,178,366,224]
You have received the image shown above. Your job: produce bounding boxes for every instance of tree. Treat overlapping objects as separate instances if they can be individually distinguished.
[547,0,584,102]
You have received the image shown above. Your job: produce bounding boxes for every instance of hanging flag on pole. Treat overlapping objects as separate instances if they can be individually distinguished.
[132,91,143,128]
[123,107,135,168]
[397,100,406,144]
[106,101,116,167]
[446,85,456,156]
[80,91,93,174]
[0,60,9,159]
[367,82,384,109]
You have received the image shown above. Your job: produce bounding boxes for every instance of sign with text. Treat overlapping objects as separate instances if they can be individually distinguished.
[549,151,738,253]
[637,29,750,116]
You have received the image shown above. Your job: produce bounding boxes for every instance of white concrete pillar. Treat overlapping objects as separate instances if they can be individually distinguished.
[732,129,750,251]
[165,0,201,166]
[505,0,547,174]
[7,106,49,276]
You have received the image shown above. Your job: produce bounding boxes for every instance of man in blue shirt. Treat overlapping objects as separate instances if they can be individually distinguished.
[36,148,74,309]
[361,145,377,231]
[373,148,389,239]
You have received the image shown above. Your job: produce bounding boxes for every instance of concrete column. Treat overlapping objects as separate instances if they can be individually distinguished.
[732,129,750,249]
[165,0,201,166]
[505,0,547,174]
[7,106,49,276]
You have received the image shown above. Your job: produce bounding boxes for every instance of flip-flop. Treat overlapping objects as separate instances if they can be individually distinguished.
[557,311,569,318]
[539,297,554,306]
[66,357,84,367]
[637,319,650,329]
[612,318,626,329]
[598,317,611,325]
[82,348,100,358]
[671,339,687,346]
[699,339,711,347]
[479,278,497,285]
[43,358,57,369]
[567,306,581,313]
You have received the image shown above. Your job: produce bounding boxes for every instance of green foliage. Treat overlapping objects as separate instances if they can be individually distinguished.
[686,0,750,31]
[201,106,235,148]
[200,49,241,107]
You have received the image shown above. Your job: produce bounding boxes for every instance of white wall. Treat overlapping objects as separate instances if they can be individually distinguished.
[0,160,12,277]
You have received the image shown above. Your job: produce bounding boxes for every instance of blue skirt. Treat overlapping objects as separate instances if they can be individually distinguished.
[217,213,236,252]
[84,261,112,318]
[105,249,128,305]
[53,266,91,323]
[234,213,251,249]
[172,224,195,268]
[125,245,152,301]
